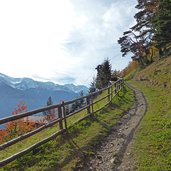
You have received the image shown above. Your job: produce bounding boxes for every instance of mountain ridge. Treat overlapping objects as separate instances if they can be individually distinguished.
[0,73,88,94]
[0,73,88,118]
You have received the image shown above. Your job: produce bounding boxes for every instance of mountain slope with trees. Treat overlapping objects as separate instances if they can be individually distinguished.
[118,0,171,67]
[118,0,171,170]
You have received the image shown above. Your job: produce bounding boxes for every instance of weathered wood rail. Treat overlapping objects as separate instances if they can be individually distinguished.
[0,78,124,167]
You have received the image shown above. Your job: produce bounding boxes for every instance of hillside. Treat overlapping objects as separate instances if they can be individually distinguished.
[1,56,171,170]
[128,56,171,170]
[0,83,135,171]
[134,56,171,89]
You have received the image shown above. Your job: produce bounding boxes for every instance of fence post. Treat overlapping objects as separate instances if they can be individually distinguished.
[58,105,63,130]
[61,101,67,129]
[121,79,123,90]
[114,82,117,95]
[91,98,94,114]
[117,81,119,92]
[108,86,110,102]
[122,79,124,91]
[119,80,121,90]
[111,84,113,100]
[86,96,91,114]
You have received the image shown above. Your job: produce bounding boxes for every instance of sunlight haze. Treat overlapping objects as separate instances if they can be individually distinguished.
[0,0,136,85]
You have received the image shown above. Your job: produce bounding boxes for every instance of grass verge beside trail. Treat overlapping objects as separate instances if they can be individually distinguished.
[0,86,134,171]
[130,81,171,171]
[0,90,108,162]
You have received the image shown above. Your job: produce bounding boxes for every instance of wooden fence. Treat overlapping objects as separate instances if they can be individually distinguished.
[0,78,124,167]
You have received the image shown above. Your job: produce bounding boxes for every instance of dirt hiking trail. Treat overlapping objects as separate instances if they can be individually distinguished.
[82,84,147,171]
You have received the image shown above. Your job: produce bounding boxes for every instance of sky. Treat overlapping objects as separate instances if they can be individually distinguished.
[0,0,137,86]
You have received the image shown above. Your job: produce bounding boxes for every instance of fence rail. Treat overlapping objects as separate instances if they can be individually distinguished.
[0,78,124,167]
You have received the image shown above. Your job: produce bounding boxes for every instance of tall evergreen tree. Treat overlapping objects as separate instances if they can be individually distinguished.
[89,77,96,93]
[118,30,148,66]
[153,0,171,49]
[43,96,55,121]
[47,96,53,106]
[118,0,160,65]
[79,90,84,107]
[71,100,80,112]
[103,59,112,86]
[95,58,112,89]
[71,91,84,112]
[96,64,103,89]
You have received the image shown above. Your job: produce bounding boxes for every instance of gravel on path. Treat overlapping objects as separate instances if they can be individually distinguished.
[82,84,147,171]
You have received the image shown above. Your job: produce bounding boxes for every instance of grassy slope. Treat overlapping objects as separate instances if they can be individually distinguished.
[130,56,171,171]
[0,90,109,162]
[0,90,109,161]
[1,86,134,171]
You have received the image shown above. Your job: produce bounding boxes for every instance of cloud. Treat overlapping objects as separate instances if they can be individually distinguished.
[64,0,137,85]
[57,76,76,84]
[0,0,137,86]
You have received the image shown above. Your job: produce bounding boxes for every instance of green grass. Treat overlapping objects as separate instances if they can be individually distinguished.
[0,90,108,161]
[0,86,134,171]
[128,56,171,170]
[130,81,171,171]
[66,89,109,127]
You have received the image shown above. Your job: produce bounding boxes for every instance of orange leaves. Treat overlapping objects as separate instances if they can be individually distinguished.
[145,0,160,13]
[1,101,34,143]
[0,129,8,143]
[121,61,138,77]
[12,101,27,115]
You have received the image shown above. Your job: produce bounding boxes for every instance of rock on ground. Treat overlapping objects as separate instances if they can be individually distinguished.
[81,84,147,171]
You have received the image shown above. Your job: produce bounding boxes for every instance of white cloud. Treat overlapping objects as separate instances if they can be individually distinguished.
[0,0,137,86]
[64,0,137,85]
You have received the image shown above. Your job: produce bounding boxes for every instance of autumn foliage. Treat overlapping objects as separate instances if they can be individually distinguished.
[0,101,34,143]
[121,61,138,77]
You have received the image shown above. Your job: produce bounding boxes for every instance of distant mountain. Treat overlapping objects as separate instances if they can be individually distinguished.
[64,84,88,94]
[0,73,88,119]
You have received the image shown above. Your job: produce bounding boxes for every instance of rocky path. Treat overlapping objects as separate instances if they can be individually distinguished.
[82,85,147,171]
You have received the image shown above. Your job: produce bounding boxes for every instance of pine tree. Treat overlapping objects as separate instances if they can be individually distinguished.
[43,96,55,122]
[96,64,103,89]
[95,58,112,89]
[153,0,171,49]
[103,59,112,86]
[47,96,53,106]
[71,100,80,112]
[79,90,84,107]
[118,0,160,65]
[89,77,96,93]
